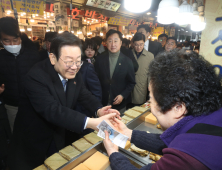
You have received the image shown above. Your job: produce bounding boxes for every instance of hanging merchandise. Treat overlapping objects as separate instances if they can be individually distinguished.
[175,0,193,26]
[124,0,152,13]
[157,0,179,24]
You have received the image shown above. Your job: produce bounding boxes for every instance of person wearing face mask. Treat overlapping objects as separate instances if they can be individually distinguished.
[0,17,40,132]
[94,29,136,115]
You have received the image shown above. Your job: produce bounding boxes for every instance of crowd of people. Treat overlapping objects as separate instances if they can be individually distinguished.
[0,16,221,170]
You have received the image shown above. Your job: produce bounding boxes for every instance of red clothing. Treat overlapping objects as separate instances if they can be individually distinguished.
[151,148,209,170]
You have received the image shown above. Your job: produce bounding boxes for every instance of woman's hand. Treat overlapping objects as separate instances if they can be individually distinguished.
[103,130,119,156]
[113,118,133,141]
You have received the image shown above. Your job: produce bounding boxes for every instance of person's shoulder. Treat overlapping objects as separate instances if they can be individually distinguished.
[143,49,154,58]
[96,51,108,60]
[27,59,49,76]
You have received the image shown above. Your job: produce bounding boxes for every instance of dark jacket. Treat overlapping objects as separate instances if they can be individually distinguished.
[148,41,163,57]
[0,45,40,106]
[120,46,139,72]
[75,61,102,117]
[8,59,103,170]
[94,51,135,110]
[39,49,49,61]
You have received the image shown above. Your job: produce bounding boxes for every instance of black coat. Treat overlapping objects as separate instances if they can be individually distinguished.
[39,49,49,61]
[75,61,102,117]
[94,51,135,110]
[148,41,163,57]
[0,45,40,106]
[8,59,103,170]
[120,46,139,72]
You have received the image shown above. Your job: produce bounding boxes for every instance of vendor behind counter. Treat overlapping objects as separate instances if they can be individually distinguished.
[103,49,222,170]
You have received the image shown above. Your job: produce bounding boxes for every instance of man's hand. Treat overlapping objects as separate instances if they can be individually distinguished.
[97,105,121,120]
[103,130,119,156]
[113,95,123,105]
[0,84,5,94]
[86,113,120,131]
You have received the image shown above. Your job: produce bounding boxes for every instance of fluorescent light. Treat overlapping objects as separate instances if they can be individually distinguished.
[124,0,152,13]
[147,12,151,15]
[157,0,179,24]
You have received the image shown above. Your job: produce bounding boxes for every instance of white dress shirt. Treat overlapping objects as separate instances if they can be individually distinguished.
[144,40,149,51]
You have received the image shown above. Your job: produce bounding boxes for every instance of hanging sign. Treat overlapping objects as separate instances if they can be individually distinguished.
[54,2,68,26]
[0,0,15,10]
[108,16,131,26]
[200,0,222,75]
[15,0,44,15]
[86,0,121,12]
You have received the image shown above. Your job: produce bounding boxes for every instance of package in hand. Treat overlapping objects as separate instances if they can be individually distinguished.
[97,120,128,148]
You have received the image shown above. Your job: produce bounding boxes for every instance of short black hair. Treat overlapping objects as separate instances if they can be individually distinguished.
[167,37,177,44]
[149,49,222,116]
[83,39,97,53]
[122,38,129,45]
[45,32,58,42]
[92,36,103,46]
[132,32,145,42]
[158,34,168,40]
[137,24,151,33]
[0,17,20,39]
[50,32,81,60]
[106,29,123,41]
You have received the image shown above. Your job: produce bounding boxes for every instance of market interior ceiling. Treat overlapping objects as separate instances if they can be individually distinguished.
[46,0,162,21]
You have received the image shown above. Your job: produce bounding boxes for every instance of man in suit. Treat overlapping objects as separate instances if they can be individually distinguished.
[137,24,163,57]
[8,32,120,170]
[94,30,136,114]
[39,32,58,61]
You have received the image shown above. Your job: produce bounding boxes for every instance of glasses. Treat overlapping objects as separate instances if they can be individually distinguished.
[60,58,83,68]
[134,43,144,48]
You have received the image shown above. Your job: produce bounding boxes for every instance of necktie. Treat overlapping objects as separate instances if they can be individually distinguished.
[61,79,67,92]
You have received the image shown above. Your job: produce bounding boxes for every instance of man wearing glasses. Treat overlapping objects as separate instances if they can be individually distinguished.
[130,33,154,108]
[8,32,120,170]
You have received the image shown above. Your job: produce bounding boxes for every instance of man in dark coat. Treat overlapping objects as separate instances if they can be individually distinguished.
[0,17,40,132]
[94,30,136,114]
[137,24,163,57]
[8,32,120,170]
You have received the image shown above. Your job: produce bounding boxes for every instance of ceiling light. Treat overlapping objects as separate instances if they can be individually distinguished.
[46,27,50,32]
[36,14,38,16]
[44,16,46,19]
[124,0,152,13]
[21,13,24,16]
[51,13,54,16]
[157,0,179,24]
[20,26,25,32]
[27,26,32,31]
[30,19,34,22]
[147,12,151,15]
[175,0,193,25]
[71,31,74,33]
[191,16,206,32]
[186,31,188,32]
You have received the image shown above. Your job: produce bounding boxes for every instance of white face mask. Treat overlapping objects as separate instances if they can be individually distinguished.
[2,42,22,54]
